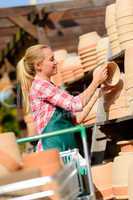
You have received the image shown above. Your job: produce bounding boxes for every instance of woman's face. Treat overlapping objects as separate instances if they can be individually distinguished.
[36,47,57,77]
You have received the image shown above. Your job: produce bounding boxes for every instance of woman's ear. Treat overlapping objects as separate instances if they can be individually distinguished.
[34,61,42,72]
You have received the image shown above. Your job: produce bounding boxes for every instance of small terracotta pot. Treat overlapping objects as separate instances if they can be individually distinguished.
[104,61,120,87]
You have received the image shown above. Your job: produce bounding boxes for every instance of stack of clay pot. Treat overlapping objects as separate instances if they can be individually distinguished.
[112,140,133,199]
[124,47,133,114]
[91,162,113,199]
[60,54,83,84]
[104,73,130,120]
[116,0,133,50]
[0,132,22,177]
[24,113,37,137]
[96,37,110,66]
[105,3,121,56]
[51,49,68,86]
[78,32,100,73]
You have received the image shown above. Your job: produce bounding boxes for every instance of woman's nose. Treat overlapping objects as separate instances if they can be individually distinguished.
[54,60,57,65]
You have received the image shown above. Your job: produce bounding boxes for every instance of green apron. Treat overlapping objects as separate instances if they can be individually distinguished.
[41,107,77,151]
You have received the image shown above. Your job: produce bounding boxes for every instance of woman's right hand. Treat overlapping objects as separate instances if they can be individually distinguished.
[93,65,108,86]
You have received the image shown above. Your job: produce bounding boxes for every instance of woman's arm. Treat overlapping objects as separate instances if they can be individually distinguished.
[79,65,108,107]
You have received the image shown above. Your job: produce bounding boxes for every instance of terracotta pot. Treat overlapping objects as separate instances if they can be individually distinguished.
[105,4,116,28]
[61,55,81,72]
[111,46,122,56]
[91,162,113,200]
[121,39,133,50]
[0,132,22,174]
[116,0,133,18]
[117,16,133,27]
[117,140,133,153]
[78,32,100,53]
[119,32,133,44]
[107,26,118,34]
[112,153,133,199]
[79,50,97,59]
[80,55,97,64]
[125,47,133,112]
[128,160,133,200]
[117,24,133,35]
[104,61,120,87]
[82,60,97,68]
[24,113,37,137]
[22,149,63,177]
[109,33,119,41]
[97,37,109,52]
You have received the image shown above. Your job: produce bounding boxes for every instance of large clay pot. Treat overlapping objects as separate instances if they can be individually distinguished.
[0,132,22,176]
[104,61,120,87]
[24,113,37,137]
[112,153,133,199]
[91,162,113,200]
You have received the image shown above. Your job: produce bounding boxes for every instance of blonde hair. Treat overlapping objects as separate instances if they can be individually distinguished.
[17,44,49,113]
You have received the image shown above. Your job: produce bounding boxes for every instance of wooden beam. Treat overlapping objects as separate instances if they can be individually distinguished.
[0,44,7,51]
[0,36,13,44]
[62,7,106,20]
[43,0,96,12]
[8,16,38,39]
[0,27,19,37]
[0,6,34,18]
[0,19,15,28]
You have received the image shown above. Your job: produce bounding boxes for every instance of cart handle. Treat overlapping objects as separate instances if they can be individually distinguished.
[17,125,86,144]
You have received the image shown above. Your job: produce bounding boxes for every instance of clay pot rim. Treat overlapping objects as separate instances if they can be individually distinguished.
[117,140,133,145]
[104,61,120,87]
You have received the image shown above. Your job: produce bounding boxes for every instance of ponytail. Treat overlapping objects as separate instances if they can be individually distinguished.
[17,57,34,113]
[17,44,49,114]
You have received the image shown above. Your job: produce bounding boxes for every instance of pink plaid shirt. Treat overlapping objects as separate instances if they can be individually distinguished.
[29,75,83,134]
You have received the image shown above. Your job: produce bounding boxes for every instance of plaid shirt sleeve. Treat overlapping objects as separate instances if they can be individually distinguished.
[38,80,83,113]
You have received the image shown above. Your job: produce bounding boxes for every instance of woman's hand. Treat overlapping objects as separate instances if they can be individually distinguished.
[93,65,108,86]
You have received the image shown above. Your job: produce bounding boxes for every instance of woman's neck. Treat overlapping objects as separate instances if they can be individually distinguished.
[36,73,50,81]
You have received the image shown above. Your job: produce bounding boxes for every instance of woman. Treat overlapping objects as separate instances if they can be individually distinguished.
[17,44,108,151]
